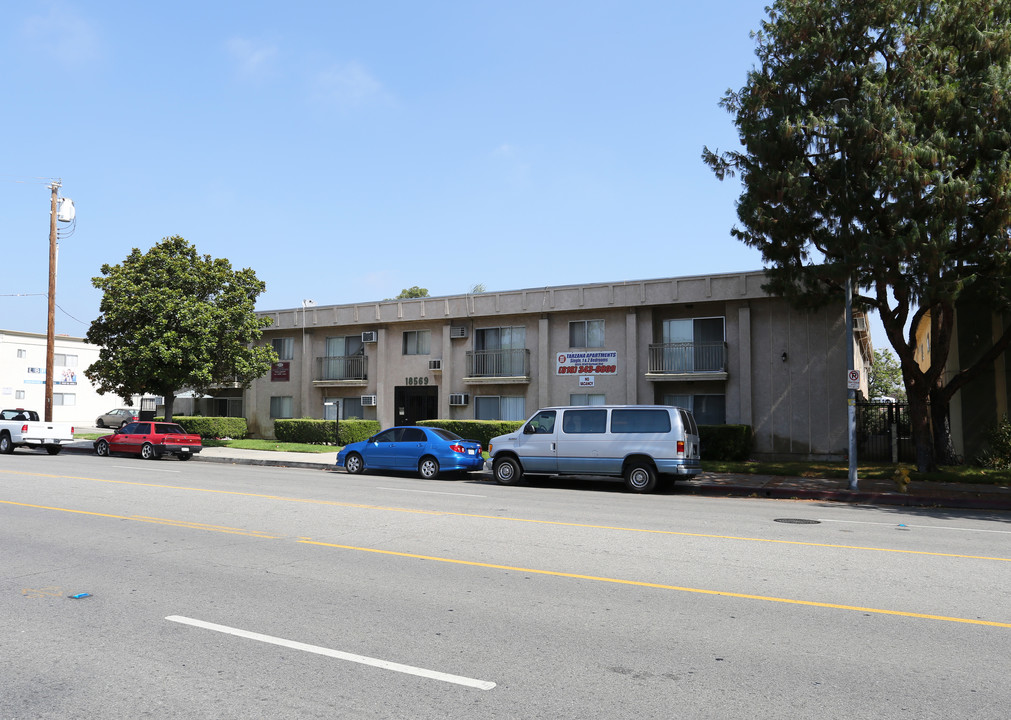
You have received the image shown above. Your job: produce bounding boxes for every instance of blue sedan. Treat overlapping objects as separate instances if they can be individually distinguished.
[336,426,485,479]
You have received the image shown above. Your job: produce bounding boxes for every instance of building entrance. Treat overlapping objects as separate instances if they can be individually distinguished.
[394,386,438,426]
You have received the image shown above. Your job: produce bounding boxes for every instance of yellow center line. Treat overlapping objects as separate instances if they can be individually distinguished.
[298,539,1011,629]
[0,500,278,538]
[2,468,1009,562]
[2,494,1008,628]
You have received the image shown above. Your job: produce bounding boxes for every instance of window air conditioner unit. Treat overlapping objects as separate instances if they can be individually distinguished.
[361,394,377,407]
[362,331,378,343]
[449,326,468,339]
[428,359,443,371]
[853,317,868,332]
[449,393,469,406]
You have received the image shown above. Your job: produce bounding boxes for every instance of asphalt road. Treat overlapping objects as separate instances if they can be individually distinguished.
[2,451,1009,719]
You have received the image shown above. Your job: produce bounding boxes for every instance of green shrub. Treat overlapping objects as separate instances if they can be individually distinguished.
[417,419,524,448]
[338,419,381,445]
[699,424,753,461]
[975,416,1011,470]
[274,419,338,444]
[171,416,248,439]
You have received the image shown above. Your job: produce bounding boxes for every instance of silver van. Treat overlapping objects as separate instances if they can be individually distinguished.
[488,405,701,493]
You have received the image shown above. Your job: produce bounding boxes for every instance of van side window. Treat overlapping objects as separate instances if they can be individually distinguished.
[562,409,607,434]
[526,410,556,434]
[611,409,671,433]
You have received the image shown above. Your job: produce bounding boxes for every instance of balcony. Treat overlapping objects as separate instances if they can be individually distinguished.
[646,342,728,381]
[463,349,531,384]
[313,355,368,386]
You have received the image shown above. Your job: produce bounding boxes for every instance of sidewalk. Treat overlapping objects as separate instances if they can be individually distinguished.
[59,441,1011,511]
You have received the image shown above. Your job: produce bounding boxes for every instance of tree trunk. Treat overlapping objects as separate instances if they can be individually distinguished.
[929,386,959,466]
[163,393,175,422]
[907,391,935,472]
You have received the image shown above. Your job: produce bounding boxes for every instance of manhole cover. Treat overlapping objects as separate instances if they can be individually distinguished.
[774,518,821,524]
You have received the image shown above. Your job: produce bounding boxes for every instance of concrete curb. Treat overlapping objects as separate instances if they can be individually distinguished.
[57,441,1011,511]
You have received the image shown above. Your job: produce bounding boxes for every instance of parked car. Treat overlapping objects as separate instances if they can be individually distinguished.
[94,421,202,460]
[96,408,139,428]
[0,408,75,455]
[488,405,701,493]
[336,426,484,479]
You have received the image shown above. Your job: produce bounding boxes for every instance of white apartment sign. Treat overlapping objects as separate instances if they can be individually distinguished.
[556,351,618,376]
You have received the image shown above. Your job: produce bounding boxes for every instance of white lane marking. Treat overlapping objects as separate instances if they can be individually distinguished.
[818,518,1011,534]
[375,486,485,497]
[118,465,181,473]
[165,616,495,690]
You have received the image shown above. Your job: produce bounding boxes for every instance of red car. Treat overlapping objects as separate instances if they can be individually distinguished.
[94,421,202,461]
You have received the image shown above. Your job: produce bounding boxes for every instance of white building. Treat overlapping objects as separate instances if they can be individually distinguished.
[0,330,127,425]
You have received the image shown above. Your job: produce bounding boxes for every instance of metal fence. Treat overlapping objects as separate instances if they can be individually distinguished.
[315,355,368,381]
[855,402,916,463]
[647,342,727,374]
[466,349,531,378]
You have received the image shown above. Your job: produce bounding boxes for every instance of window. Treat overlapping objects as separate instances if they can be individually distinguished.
[17,349,26,359]
[402,427,426,442]
[54,353,78,367]
[475,326,526,376]
[326,335,364,357]
[661,317,725,372]
[272,338,294,360]
[569,393,605,406]
[402,330,431,355]
[611,408,671,433]
[269,396,293,419]
[53,393,76,406]
[15,390,25,400]
[569,320,604,348]
[663,393,726,425]
[475,395,525,421]
[562,409,607,434]
[342,396,363,420]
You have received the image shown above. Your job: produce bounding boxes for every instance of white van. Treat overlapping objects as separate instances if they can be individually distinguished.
[488,405,701,493]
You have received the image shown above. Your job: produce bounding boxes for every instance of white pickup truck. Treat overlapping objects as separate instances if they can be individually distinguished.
[0,409,75,455]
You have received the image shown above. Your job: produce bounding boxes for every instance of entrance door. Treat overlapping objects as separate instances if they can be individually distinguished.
[394,386,438,426]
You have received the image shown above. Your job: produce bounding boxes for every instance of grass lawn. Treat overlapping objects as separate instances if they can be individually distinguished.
[702,460,1011,485]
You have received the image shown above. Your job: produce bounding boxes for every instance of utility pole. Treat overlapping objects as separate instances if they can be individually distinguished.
[45,180,60,422]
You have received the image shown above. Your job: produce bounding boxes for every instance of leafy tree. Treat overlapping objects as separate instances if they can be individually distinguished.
[868,348,906,402]
[391,286,429,299]
[85,236,275,420]
[704,0,1011,470]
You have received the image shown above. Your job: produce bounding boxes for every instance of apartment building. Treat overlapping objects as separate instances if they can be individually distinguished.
[247,270,872,460]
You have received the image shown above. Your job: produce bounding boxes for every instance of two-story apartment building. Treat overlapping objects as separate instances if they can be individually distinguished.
[245,270,872,460]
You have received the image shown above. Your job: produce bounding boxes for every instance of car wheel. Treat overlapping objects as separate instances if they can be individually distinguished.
[177,453,193,461]
[493,456,523,485]
[624,462,657,493]
[95,439,109,457]
[419,456,440,479]
[0,433,13,454]
[344,452,364,474]
[141,443,156,460]
[96,419,105,428]
[45,446,62,455]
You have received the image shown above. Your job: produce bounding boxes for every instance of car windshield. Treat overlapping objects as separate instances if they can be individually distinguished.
[430,428,463,441]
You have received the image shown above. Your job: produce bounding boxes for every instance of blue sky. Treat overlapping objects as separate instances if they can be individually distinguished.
[3,1,802,340]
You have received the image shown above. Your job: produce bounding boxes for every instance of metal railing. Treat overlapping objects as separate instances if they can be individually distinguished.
[315,355,368,381]
[465,349,530,378]
[647,342,727,374]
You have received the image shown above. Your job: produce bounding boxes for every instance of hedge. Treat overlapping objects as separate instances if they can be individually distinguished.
[417,419,524,448]
[699,424,752,461]
[168,416,248,439]
[273,418,381,445]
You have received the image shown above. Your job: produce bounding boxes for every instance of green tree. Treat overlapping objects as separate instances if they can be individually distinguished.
[704,0,1011,470]
[868,348,906,402]
[85,236,275,420]
[391,286,430,300]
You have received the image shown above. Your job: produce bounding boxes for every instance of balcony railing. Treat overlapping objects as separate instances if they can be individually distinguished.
[465,349,530,378]
[315,355,368,381]
[647,342,727,374]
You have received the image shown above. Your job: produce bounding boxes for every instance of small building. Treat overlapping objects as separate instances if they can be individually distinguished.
[245,270,872,460]
[0,329,110,424]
